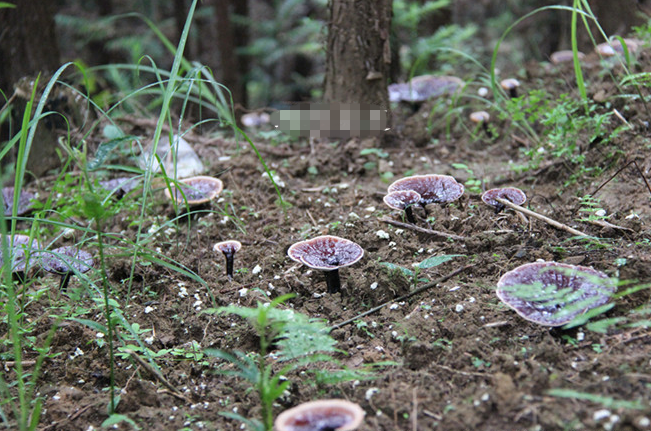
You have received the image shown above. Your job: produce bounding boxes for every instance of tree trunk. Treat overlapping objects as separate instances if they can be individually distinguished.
[323,0,392,108]
[214,0,248,108]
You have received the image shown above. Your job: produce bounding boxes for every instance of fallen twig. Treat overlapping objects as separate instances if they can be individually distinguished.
[494,198,589,237]
[330,265,471,331]
[380,218,466,241]
[125,349,191,403]
[584,218,634,233]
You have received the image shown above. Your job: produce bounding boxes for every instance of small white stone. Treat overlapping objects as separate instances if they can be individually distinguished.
[468,296,476,303]
[365,387,379,401]
[577,331,585,341]
[455,304,464,313]
[389,303,399,310]
[626,212,639,220]
[144,336,155,345]
[365,206,376,212]
[370,282,378,290]
[144,306,155,314]
[449,285,461,292]
[267,283,275,291]
[252,265,262,275]
[238,288,248,297]
[218,156,231,162]
[376,230,390,240]
[481,393,490,402]
[593,409,611,422]
[595,209,607,217]
[478,87,488,97]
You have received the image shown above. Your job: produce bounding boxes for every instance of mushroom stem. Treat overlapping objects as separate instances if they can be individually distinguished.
[324,269,342,294]
[222,251,235,280]
[404,206,416,224]
[59,272,72,291]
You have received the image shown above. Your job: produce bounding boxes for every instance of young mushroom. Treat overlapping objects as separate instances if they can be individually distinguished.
[98,176,141,199]
[164,175,224,208]
[550,50,585,64]
[383,190,421,223]
[275,399,365,431]
[469,111,491,137]
[481,187,527,213]
[387,174,464,218]
[595,38,640,57]
[500,78,521,98]
[40,246,94,292]
[388,75,464,103]
[496,261,615,326]
[288,235,364,294]
[213,240,242,280]
[0,234,41,282]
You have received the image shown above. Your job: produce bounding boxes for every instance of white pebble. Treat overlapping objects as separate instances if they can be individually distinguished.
[370,282,378,290]
[455,304,464,313]
[593,409,611,422]
[252,265,262,275]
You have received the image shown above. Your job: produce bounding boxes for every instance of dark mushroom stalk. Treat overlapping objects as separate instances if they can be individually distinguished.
[469,111,492,138]
[41,246,94,292]
[288,235,364,295]
[383,190,421,224]
[387,174,464,223]
[213,240,242,280]
[500,78,520,98]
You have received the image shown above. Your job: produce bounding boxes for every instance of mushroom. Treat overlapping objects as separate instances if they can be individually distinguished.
[213,240,242,280]
[388,75,464,104]
[496,261,615,326]
[98,176,141,199]
[469,111,491,136]
[387,174,464,217]
[500,78,521,98]
[2,186,36,217]
[481,187,527,213]
[40,246,94,292]
[550,50,585,64]
[595,38,640,57]
[274,399,365,431]
[164,175,224,207]
[0,234,40,282]
[383,190,421,223]
[288,235,364,294]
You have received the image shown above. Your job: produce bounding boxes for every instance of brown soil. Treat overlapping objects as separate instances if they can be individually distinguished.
[8,50,651,431]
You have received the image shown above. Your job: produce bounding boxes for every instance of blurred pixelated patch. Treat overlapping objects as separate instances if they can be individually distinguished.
[270,102,389,139]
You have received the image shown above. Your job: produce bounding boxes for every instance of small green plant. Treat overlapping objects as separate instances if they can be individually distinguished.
[451,163,482,194]
[379,254,464,286]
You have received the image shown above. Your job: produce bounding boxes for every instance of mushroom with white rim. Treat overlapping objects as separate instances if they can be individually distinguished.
[288,235,364,294]
[164,175,223,208]
[481,187,527,213]
[496,261,615,326]
[213,240,242,280]
[387,174,464,220]
[274,399,365,431]
[469,111,491,137]
[0,234,41,282]
[500,78,520,98]
[2,186,36,217]
[40,246,94,292]
[383,190,421,223]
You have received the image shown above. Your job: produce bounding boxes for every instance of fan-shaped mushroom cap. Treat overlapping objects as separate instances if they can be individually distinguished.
[213,240,242,255]
[383,190,421,211]
[387,175,464,206]
[469,111,490,124]
[550,50,585,64]
[3,187,36,216]
[388,75,464,103]
[41,246,94,276]
[164,176,224,206]
[481,187,527,208]
[0,234,40,273]
[288,236,363,271]
[99,177,141,197]
[496,261,615,326]
[595,38,641,57]
[275,399,365,431]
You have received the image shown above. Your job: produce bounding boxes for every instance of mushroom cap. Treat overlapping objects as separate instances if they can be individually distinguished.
[213,240,242,255]
[40,246,94,276]
[0,234,41,272]
[274,399,365,431]
[481,187,527,208]
[387,174,464,205]
[550,50,585,64]
[469,111,490,123]
[383,190,421,211]
[496,261,615,326]
[99,177,141,196]
[500,78,520,91]
[164,176,224,206]
[288,235,364,271]
[3,187,36,216]
[388,75,464,103]
[595,38,640,57]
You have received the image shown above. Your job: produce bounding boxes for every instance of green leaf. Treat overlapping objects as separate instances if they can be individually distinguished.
[87,136,135,171]
[379,261,413,277]
[68,318,107,334]
[101,413,141,429]
[547,388,644,410]
[0,2,16,8]
[417,254,464,269]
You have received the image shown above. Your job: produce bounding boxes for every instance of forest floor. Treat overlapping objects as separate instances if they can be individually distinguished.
[10,45,651,431]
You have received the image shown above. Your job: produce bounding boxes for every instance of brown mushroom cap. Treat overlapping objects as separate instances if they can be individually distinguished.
[496,261,615,326]
[41,246,94,275]
[164,176,224,206]
[387,175,464,205]
[274,399,365,431]
[550,50,585,64]
[500,78,520,92]
[383,190,421,211]
[288,235,364,271]
[388,75,464,103]
[595,38,640,57]
[213,240,242,255]
[3,187,36,216]
[481,187,527,208]
[0,234,40,273]
[469,111,490,123]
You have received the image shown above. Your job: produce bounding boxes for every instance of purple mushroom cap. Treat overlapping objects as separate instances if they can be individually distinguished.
[388,75,464,103]
[481,187,527,208]
[213,240,242,255]
[496,261,615,326]
[165,176,224,205]
[383,190,421,211]
[41,246,94,275]
[275,399,365,431]
[388,175,464,206]
[99,177,141,197]
[288,235,364,271]
[0,234,40,273]
[3,187,36,216]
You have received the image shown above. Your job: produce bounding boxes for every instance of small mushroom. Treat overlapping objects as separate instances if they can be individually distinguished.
[469,111,491,136]
[550,50,585,64]
[288,235,364,294]
[481,187,527,213]
[496,261,615,326]
[2,186,36,217]
[500,78,521,98]
[388,75,464,103]
[383,190,421,223]
[274,399,365,431]
[164,175,224,207]
[213,240,242,280]
[595,38,640,57]
[0,234,40,282]
[387,175,464,216]
[41,246,94,292]
[98,176,141,199]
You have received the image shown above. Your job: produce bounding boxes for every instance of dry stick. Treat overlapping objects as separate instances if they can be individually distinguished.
[125,349,190,402]
[494,198,589,237]
[380,218,467,241]
[330,265,471,331]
